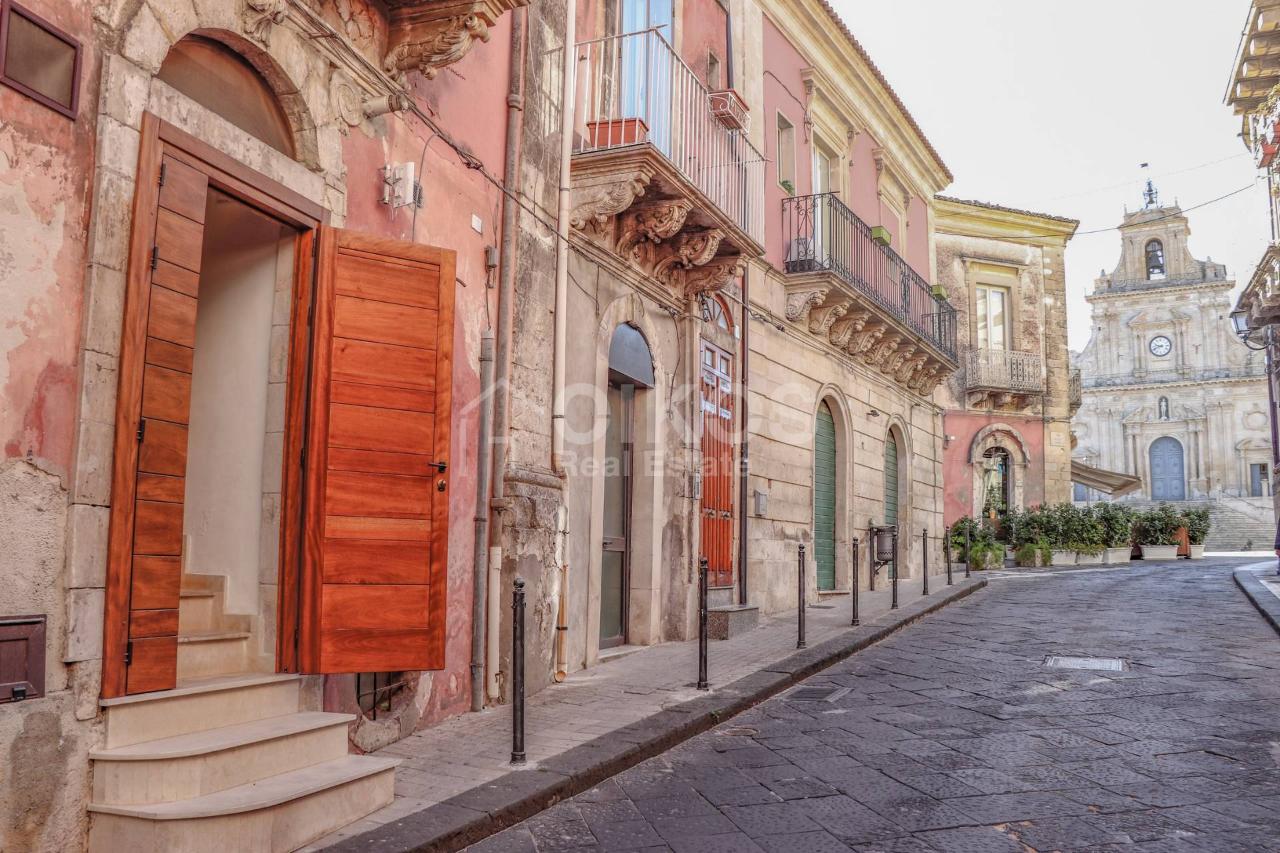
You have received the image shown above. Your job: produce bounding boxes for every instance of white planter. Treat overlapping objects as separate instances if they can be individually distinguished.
[1140,544,1179,560]
[1050,550,1077,566]
[1075,551,1103,566]
[1104,547,1132,565]
[1188,544,1205,560]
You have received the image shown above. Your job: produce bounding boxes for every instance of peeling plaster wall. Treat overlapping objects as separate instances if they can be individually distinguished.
[0,0,101,848]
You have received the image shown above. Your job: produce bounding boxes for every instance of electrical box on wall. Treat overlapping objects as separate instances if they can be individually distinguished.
[381,162,421,209]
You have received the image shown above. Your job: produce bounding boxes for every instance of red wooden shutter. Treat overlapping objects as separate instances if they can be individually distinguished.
[300,228,455,673]
[700,341,735,587]
[113,153,208,694]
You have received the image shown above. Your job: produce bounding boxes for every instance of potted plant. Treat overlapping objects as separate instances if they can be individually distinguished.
[1046,503,1078,566]
[1135,504,1181,560]
[1183,507,1210,559]
[1072,506,1106,565]
[1014,538,1051,568]
[1095,503,1135,565]
[948,516,981,571]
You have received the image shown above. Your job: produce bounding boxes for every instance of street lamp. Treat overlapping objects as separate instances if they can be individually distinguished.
[1231,308,1275,351]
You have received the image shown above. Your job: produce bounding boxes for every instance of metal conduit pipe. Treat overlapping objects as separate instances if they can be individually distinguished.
[551,0,576,474]
[470,331,495,711]
[488,5,527,702]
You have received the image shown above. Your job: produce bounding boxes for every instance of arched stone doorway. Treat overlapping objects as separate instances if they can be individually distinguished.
[1150,436,1186,501]
[600,323,655,649]
[813,401,837,591]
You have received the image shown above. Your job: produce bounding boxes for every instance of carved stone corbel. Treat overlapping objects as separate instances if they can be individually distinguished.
[865,333,903,368]
[784,288,828,322]
[384,0,529,82]
[850,321,886,356]
[895,354,926,385]
[829,312,867,350]
[908,364,937,393]
[616,200,695,261]
[809,300,850,336]
[651,227,724,281]
[670,256,745,298]
[243,0,287,43]
[569,172,651,234]
[884,345,916,376]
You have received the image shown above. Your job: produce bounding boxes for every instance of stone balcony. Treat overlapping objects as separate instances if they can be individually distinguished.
[568,29,765,299]
[780,193,957,397]
[383,0,528,82]
[962,349,1043,409]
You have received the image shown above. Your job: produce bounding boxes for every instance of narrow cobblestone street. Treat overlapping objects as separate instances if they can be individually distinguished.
[469,559,1280,852]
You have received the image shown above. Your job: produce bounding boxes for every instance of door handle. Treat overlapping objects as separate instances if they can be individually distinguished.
[431,461,447,473]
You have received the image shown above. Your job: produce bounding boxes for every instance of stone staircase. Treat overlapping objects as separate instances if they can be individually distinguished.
[88,575,397,852]
[1116,498,1275,551]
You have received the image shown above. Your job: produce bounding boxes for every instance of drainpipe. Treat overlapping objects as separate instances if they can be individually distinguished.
[488,5,527,702]
[736,270,750,605]
[552,0,576,474]
[470,332,495,711]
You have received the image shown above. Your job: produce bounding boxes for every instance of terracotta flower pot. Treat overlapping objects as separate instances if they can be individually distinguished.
[585,117,649,148]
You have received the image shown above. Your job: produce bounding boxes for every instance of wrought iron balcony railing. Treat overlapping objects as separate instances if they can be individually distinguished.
[782,192,957,359]
[574,29,765,244]
[965,349,1044,395]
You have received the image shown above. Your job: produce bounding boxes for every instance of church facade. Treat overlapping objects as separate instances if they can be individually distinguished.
[1072,196,1273,502]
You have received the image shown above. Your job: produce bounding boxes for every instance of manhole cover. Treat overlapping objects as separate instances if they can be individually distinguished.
[787,686,851,702]
[1043,655,1128,672]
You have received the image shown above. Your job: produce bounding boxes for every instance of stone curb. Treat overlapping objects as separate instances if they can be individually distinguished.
[324,577,989,853]
[1234,567,1280,636]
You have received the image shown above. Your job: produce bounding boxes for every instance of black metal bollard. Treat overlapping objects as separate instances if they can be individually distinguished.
[796,544,807,649]
[510,577,526,765]
[851,538,860,627]
[868,526,876,592]
[945,531,954,586]
[891,528,899,610]
[922,528,929,597]
[697,557,709,690]
[964,526,972,579]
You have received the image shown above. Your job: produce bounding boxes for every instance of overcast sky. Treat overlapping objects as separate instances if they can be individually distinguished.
[830,0,1268,350]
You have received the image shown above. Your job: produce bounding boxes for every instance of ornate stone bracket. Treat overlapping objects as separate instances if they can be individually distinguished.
[829,311,867,350]
[850,321,886,356]
[569,172,652,234]
[243,0,287,43]
[895,354,927,385]
[884,344,917,377]
[616,200,695,260]
[668,256,745,298]
[384,0,530,82]
[785,288,828,323]
[809,300,851,337]
[650,226,723,280]
[865,333,903,368]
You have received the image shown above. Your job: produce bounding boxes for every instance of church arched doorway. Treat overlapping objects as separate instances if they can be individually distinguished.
[1149,437,1186,501]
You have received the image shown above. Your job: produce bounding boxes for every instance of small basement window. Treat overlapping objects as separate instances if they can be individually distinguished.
[0,0,80,118]
[0,615,46,702]
[356,671,406,720]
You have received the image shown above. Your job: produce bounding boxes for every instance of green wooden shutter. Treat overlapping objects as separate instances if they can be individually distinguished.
[884,433,899,528]
[814,403,837,591]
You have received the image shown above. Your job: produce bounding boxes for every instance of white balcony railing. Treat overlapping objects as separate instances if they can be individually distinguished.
[965,349,1044,395]
[575,29,765,245]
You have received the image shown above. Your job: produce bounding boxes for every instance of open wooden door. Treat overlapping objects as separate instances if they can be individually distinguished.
[298,228,455,673]
[105,149,209,695]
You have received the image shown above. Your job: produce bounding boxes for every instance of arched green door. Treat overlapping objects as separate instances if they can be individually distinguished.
[884,432,900,528]
[814,403,837,590]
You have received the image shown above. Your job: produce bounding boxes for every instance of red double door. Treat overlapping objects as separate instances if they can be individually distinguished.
[700,341,736,587]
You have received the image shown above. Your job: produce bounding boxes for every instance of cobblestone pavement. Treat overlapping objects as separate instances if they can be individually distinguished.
[468,558,1280,852]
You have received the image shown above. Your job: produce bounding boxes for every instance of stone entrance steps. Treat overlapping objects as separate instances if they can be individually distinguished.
[90,674,397,852]
[1115,499,1274,551]
[89,575,399,852]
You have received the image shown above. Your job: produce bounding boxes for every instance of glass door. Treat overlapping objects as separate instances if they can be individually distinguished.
[621,0,674,154]
[600,382,634,648]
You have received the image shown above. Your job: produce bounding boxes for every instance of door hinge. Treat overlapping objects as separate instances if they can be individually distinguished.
[124,641,133,666]
[136,419,146,443]
[158,162,166,188]
[150,246,159,270]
